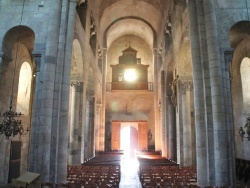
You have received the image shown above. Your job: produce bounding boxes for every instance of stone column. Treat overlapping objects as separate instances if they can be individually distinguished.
[68,82,81,165]
[160,71,167,157]
[188,1,208,185]
[94,103,102,152]
[29,0,62,182]
[84,95,94,159]
[167,95,177,161]
[89,97,95,157]
[181,80,192,166]
[54,0,77,182]
[84,96,90,160]
[203,0,235,185]
[153,48,161,151]
[100,48,107,151]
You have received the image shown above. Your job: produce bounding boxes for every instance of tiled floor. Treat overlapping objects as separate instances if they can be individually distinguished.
[119,157,142,188]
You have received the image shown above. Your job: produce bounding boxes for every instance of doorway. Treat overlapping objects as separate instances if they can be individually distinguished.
[111,121,148,158]
[120,123,138,158]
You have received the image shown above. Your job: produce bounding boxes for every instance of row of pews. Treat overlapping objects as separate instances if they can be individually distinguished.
[139,165,197,188]
[67,151,122,188]
[136,150,197,188]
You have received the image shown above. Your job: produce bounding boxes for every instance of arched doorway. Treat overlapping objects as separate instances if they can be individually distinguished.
[111,121,148,158]
[120,123,138,158]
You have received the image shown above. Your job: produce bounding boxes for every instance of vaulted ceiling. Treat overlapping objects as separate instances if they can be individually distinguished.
[94,0,170,48]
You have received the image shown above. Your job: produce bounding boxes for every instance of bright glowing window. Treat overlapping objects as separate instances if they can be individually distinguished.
[16,62,32,114]
[124,69,137,82]
[241,57,250,112]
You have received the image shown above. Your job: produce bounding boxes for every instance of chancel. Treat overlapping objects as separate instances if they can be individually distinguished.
[0,0,250,187]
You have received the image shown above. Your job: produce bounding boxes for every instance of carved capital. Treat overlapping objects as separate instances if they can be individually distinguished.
[181,80,192,92]
[86,95,94,102]
[102,48,108,55]
[95,103,102,113]
[32,53,41,72]
[224,51,233,63]
[153,48,158,55]
[224,51,234,81]
[71,81,80,87]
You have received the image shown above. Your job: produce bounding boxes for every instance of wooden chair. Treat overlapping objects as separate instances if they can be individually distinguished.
[41,182,54,188]
[172,181,188,188]
[158,181,173,188]
[83,184,98,188]
[67,182,81,188]
[55,183,68,187]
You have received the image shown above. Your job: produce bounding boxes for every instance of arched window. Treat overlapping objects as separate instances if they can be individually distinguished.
[16,62,32,114]
[240,57,250,112]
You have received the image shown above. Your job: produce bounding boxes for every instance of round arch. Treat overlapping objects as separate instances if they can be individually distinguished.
[230,21,250,48]
[1,26,35,63]
[103,16,157,48]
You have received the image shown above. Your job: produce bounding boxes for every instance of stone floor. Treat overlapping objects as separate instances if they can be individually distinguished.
[119,157,142,188]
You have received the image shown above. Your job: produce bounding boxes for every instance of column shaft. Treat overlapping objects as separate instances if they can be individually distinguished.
[167,96,177,161]
[69,83,81,165]
[188,0,208,185]
[94,104,101,152]
[29,0,62,182]
[100,48,107,151]
[181,81,192,166]
[154,49,161,151]
[203,0,235,185]
[160,71,167,157]
[84,98,90,160]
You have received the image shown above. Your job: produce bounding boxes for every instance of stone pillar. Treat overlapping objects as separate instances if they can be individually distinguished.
[30,0,77,182]
[54,0,77,182]
[188,0,235,186]
[188,1,208,185]
[153,48,161,151]
[68,82,81,165]
[94,103,102,152]
[167,95,177,161]
[203,0,235,185]
[84,96,90,160]
[84,95,94,159]
[181,80,192,166]
[89,97,95,157]
[160,71,167,157]
[100,48,107,151]
[29,0,62,182]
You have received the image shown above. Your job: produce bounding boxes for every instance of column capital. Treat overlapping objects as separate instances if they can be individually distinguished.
[95,103,102,113]
[179,76,192,92]
[153,48,158,55]
[86,95,94,102]
[69,0,79,3]
[71,81,80,87]
[224,52,233,63]
[181,80,192,92]
[102,48,108,54]
[32,53,42,72]
[224,51,234,81]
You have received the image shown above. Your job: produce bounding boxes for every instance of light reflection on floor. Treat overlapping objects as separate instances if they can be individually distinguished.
[119,156,142,188]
